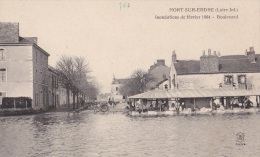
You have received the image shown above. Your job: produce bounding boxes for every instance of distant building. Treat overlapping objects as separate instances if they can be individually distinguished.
[0,22,51,109]
[97,93,111,101]
[111,77,130,102]
[147,59,170,90]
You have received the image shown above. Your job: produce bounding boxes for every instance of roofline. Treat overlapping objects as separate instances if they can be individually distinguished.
[48,67,59,75]
[177,71,260,75]
[0,43,50,56]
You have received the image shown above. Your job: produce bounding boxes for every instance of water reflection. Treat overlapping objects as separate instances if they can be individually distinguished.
[1,111,260,157]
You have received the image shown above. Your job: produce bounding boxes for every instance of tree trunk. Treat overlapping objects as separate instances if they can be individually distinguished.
[73,93,76,109]
[76,93,79,108]
[66,88,70,110]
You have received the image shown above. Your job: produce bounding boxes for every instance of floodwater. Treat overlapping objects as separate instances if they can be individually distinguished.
[1,110,260,157]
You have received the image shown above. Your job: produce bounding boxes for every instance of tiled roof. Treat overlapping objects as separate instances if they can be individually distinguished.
[148,65,170,88]
[48,65,59,74]
[129,88,260,99]
[174,54,260,75]
[174,60,200,74]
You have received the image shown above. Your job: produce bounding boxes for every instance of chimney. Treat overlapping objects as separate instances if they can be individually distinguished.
[202,50,205,56]
[157,59,165,66]
[250,47,254,52]
[247,46,256,63]
[172,51,177,63]
[217,51,221,57]
[0,22,19,43]
[200,49,219,73]
[213,51,217,56]
[23,37,38,44]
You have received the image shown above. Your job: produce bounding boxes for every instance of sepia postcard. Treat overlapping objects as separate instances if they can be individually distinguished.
[0,0,260,157]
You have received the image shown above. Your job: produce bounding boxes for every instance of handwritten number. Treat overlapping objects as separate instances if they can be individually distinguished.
[119,2,130,11]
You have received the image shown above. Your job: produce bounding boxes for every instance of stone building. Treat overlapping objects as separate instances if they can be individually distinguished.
[169,47,260,108]
[0,22,50,109]
[147,59,170,90]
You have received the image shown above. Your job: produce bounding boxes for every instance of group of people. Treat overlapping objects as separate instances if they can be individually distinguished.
[212,97,254,110]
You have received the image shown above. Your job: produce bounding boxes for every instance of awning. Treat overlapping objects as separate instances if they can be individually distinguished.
[128,89,171,99]
[128,88,260,99]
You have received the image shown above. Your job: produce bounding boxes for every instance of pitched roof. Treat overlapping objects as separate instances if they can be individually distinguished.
[19,37,37,44]
[112,78,130,84]
[174,60,200,74]
[48,65,59,74]
[129,88,260,99]
[148,65,170,88]
[174,54,260,75]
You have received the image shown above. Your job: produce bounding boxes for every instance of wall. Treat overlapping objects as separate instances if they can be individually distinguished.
[0,45,33,105]
[176,73,260,90]
[47,69,59,108]
[169,62,177,89]
[32,46,49,109]
[111,83,124,101]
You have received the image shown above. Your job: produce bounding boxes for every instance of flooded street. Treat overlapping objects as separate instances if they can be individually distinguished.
[1,111,260,157]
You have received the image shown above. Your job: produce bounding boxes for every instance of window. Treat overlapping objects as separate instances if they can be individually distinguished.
[0,92,6,105]
[116,87,118,91]
[0,49,5,60]
[224,75,233,85]
[238,75,246,84]
[164,84,168,90]
[0,69,6,82]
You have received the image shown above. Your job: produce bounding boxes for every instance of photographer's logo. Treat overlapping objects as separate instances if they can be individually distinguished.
[236,132,246,145]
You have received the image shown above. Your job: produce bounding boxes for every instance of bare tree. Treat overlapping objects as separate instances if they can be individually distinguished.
[56,55,74,109]
[56,55,99,110]
[72,57,90,109]
[119,69,156,96]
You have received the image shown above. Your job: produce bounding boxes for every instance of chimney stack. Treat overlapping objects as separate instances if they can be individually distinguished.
[200,49,219,73]
[157,59,165,66]
[172,51,177,63]
[208,49,211,55]
[250,47,254,52]
[202,50,205,56]
[247,47,256,63]
[217,51,221,57]
[0,22,19,43]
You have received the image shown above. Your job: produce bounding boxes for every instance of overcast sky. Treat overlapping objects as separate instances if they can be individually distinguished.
[0,0,259,93]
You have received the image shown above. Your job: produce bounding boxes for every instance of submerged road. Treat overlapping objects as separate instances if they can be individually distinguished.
[1,108,260,157]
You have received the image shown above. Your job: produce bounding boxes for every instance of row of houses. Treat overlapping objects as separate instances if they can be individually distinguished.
[112,46,260,108]
[0,22,76,110]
